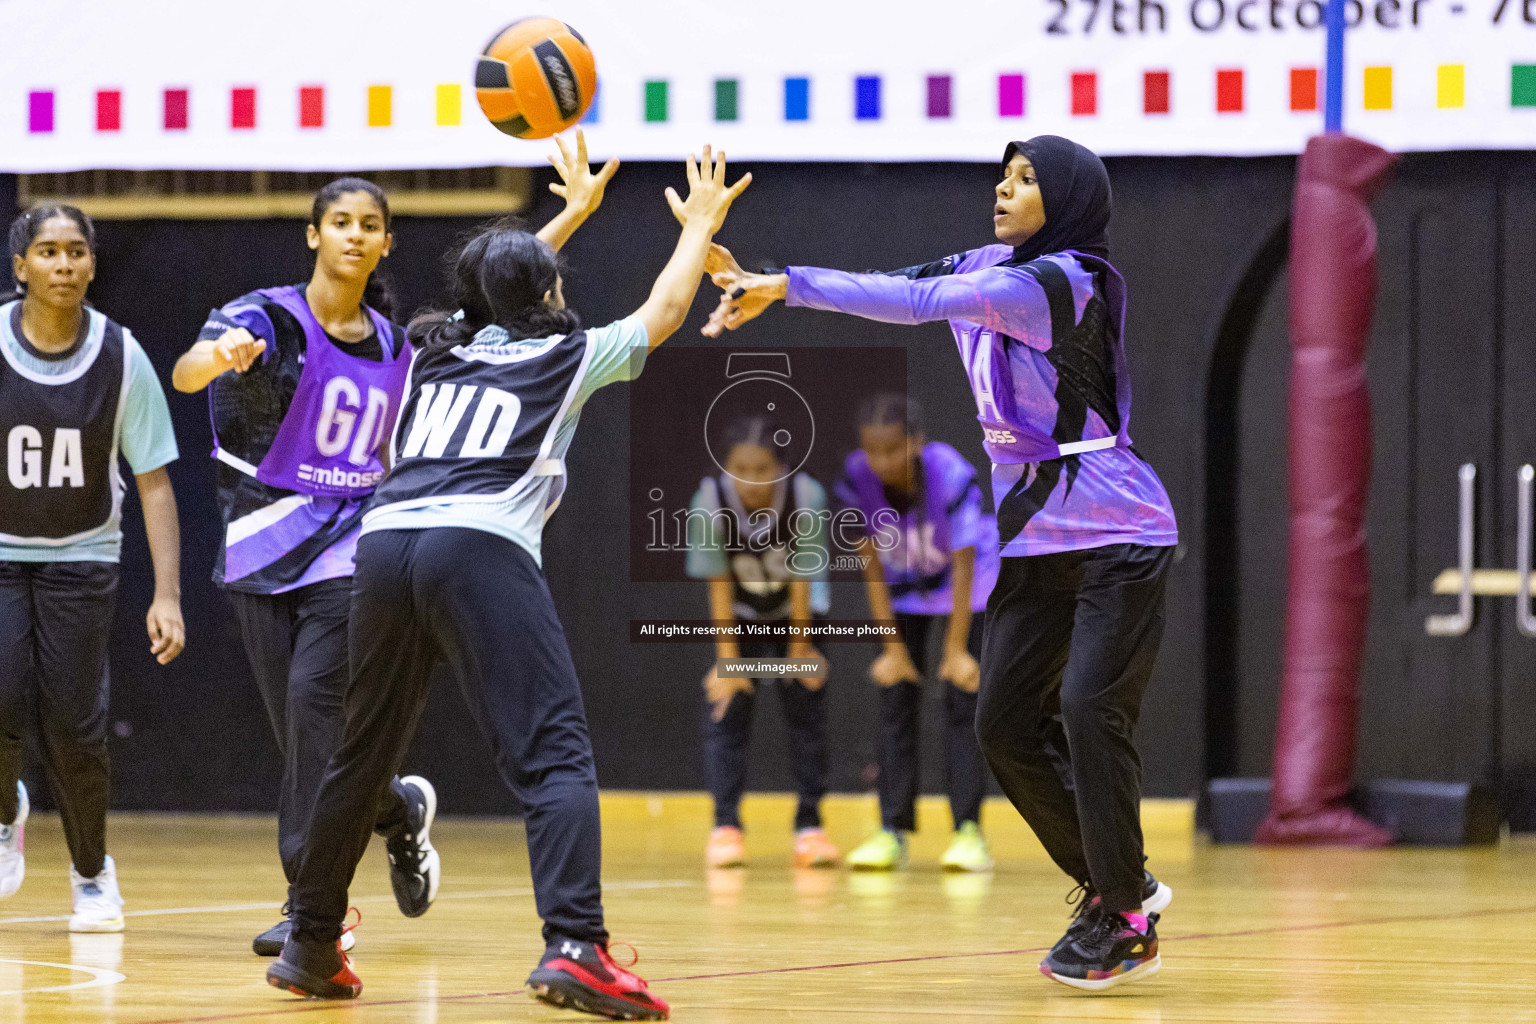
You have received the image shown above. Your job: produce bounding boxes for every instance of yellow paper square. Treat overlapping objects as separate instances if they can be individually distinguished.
[1437,65,1465,109]
[367,85,392,127]
[1363,66,1392,110]
[436,84,461,126]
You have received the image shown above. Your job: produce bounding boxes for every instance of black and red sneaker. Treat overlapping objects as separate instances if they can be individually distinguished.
[265,934,362,1000]
[526,937,669,1021]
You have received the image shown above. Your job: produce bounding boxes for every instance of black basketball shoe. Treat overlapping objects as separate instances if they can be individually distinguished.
[1041,910,1161,991]
[1052,871,1172,955]
[386,775,439,918]
[254,902,354,956]
[266,933,362,1000]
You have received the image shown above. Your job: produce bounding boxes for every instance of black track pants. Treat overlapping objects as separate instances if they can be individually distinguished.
[0,560,117,878]
[876,614,988,833]
[704,635,830,832]
[290,528,606,946]
[226,579,409,885]
[975,544,1172,914]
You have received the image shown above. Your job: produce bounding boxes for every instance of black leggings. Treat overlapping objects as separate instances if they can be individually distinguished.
[704,636,829,831]
[0,560,116,877]
[290,528,605,946]
[875,614,987,832]
[976,544,1172,914]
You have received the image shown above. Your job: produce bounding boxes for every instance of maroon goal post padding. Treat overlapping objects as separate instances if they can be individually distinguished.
[1256,134,1398,847]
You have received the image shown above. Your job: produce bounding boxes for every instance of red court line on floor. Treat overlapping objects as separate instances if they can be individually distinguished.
[128,901,1536,1023]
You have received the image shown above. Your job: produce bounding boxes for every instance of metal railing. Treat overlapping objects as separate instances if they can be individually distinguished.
[17,167,532,219]
[1424,461,1536,637]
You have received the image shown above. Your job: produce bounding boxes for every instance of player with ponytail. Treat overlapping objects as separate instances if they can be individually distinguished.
[266,135,738,1019]
[171,177,437,957]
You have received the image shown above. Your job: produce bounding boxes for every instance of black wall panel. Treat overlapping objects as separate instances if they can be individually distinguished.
[3,149,1531,814]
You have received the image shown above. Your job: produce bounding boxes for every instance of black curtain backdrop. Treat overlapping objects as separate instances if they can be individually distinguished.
[4,152,1525,815]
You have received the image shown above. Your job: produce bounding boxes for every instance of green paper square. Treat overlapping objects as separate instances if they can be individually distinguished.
[715,79,739,122]
[645,80,669,122]
[1514,65,1536,107]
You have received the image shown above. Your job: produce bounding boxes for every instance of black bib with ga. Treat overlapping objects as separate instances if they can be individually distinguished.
[0,309,128,542]
[373,330,591,509]
[713,474,808,622]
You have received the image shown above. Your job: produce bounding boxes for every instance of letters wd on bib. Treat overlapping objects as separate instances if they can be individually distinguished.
[1,0,1532,170]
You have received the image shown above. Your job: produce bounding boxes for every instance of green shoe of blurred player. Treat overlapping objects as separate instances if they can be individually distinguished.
[846,829,908,870]
[940,821,993,873]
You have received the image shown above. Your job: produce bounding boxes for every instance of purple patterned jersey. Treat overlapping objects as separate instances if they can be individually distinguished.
[835,441,1000,615]
[787,248,1176,557]
[201,286,408,593]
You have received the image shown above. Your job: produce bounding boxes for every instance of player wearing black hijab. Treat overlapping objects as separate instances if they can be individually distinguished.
[698,136,1177,991]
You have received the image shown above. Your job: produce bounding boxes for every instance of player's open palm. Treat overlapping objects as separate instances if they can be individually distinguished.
[696,243,785,337]
[665,146,751,236]
[548,128,619,216]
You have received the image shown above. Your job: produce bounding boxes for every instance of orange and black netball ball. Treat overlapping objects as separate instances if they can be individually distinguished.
[475,17,596,139]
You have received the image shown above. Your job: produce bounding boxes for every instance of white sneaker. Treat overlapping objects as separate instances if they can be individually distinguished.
[0,781,26,898]
[69,855,124,933]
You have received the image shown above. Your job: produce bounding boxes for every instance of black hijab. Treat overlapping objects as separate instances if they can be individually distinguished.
[1001,136,1111,265]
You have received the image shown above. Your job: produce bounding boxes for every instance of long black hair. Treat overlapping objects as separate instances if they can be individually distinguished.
[310,177,397,320]
[407,220,580,352]
[4,204,96,304]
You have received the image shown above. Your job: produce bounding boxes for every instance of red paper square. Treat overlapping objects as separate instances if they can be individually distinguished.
[96,90,121,132]
[1071,72,1097,116]
[1144,71,1170,115]
[164,88,189,130]
[232,87,256,129]
[1216,69,1244,113]
[299,86,325,128]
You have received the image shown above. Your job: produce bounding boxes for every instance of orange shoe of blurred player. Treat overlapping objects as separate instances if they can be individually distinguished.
[793,828,840,868]
[705,826,746,868]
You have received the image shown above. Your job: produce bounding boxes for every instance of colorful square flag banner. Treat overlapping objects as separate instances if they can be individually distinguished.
[1,0,1531,170]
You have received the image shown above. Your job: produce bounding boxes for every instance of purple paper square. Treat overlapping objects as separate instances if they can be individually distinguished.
[927,75,952,118]
[29,91,54,133]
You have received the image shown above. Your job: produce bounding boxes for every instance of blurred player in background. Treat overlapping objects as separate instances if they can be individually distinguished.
[699,135,1176,991]
[267,137,744,1022]
[172,179,438,955]
[687,415,839,871]
[836,393,997,873]
[0,205,185,932]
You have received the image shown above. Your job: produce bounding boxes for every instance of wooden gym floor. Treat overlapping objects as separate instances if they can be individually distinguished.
[1,792,1532,1023]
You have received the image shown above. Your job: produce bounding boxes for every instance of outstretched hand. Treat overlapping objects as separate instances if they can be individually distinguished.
[698,244,787,337]
[548,128,619,217]
[663,146,752,237]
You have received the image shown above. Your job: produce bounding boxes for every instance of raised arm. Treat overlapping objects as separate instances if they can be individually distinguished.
[636,146,750,350]
[535,129,619,253]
